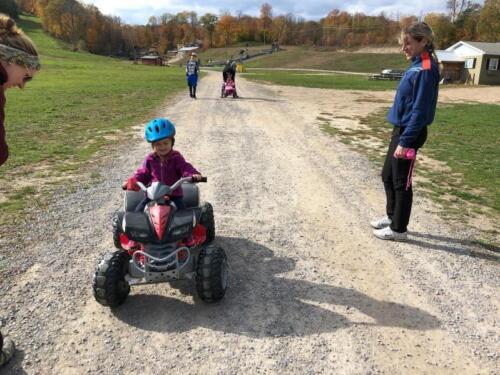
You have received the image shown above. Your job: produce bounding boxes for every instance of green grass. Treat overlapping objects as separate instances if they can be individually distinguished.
[0,16,187,222]
[320,103,500,241]
[244,46,407,73]
[427,104,500,211]
[242,70,398,91]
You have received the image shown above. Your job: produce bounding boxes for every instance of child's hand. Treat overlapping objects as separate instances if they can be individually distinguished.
[191,174,202,182]
[123,176,141,191]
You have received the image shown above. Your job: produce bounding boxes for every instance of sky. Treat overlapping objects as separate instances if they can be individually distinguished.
[79,0,460,25]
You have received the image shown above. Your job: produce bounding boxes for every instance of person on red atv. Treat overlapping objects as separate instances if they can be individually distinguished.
[123,118,202,212]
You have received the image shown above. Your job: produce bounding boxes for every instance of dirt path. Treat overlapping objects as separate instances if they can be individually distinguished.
[0,72,498,374]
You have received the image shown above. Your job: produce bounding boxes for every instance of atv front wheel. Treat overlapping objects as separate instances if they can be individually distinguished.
[93,251,131,307]
[112,211,123,250]
[196,245,228,303]
[200,202,215,243]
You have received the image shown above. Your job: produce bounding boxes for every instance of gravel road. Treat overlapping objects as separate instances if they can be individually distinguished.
[0,71,498,374]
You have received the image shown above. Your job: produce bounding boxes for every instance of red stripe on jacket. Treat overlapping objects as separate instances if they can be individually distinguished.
[421,51,431,70]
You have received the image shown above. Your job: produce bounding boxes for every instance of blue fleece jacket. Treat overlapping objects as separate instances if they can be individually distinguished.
[387,52,440,148]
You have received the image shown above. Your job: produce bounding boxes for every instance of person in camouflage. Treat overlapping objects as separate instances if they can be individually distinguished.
[0,13,40,368]
[0,13,40,166]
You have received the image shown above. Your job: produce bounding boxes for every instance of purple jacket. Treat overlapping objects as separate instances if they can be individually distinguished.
[133,150,200,197]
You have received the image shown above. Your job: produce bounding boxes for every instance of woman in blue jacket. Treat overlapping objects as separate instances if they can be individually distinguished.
[371,22,440,241]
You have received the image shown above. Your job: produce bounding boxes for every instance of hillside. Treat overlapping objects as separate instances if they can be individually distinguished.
[243,46,407,73]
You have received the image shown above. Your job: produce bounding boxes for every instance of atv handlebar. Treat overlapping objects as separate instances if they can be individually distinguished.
[135,176,207,193]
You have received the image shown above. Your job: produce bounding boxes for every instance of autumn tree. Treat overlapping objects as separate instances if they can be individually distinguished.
[447,0,468,22]
[259,3,273,44]
[478,0,500,41]
[217,12,236,49]
[424,13,457,48]
[16,0,37,15]
[200,13,217,47]
[454,2,482,40]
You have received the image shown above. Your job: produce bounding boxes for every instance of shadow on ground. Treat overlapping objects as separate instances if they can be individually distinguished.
[409,232,499,262]
[2,347,28,375]
[113,236,440,337]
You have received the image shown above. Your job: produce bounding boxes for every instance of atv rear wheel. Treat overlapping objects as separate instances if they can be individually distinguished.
[200,202,215,243]
[196,245,228,303]
[93,250,131,307]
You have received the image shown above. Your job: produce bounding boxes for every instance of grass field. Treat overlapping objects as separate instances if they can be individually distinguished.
[321,103,500,242]
[242,70,399,90]
[0,16,186,222]
[243,46,407,73]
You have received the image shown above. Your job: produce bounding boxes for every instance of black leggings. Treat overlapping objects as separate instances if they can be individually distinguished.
[382,126,427,232]
[188,85,197,97]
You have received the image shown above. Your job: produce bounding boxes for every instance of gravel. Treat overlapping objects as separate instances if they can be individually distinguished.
[0,72,498,374]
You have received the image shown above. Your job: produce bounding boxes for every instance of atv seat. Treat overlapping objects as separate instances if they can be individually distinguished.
[124,183,199,212]
[182,183,199,208]
[125,190,144,212]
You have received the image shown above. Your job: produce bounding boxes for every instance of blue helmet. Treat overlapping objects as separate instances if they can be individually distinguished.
[144,118,176,143]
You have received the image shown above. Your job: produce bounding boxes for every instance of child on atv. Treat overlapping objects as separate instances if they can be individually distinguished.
[123,118,202,212]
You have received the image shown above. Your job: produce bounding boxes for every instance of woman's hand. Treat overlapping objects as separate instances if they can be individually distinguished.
[191,174,202,182]
[393,145,409,159]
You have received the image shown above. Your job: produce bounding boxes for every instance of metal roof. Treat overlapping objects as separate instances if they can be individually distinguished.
[141,55,161,59]
[178,46,199,52]
[436,50,465,62]
[447,41,500,55]
[464,41,500,54]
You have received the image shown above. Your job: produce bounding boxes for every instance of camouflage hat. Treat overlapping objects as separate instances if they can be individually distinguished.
[0,43,41,70]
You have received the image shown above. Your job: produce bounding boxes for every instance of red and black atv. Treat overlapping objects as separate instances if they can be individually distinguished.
[93,176,228,307]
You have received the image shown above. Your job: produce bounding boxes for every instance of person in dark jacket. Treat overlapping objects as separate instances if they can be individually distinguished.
[185,52,199,99]
[0,14,40,368]
[371,22,440,241]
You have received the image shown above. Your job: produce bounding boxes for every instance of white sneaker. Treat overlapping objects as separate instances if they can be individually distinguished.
[370,216,392,229]
[373,226,407,241]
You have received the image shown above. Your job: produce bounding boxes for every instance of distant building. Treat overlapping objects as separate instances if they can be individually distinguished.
[178,46,200,54]
[140,55,163,66]
[437,41,500,85]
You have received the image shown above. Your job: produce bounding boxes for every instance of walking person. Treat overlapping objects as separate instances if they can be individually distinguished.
[186,52,199,99]
[0,13,41,367]
[371,22,440,241]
